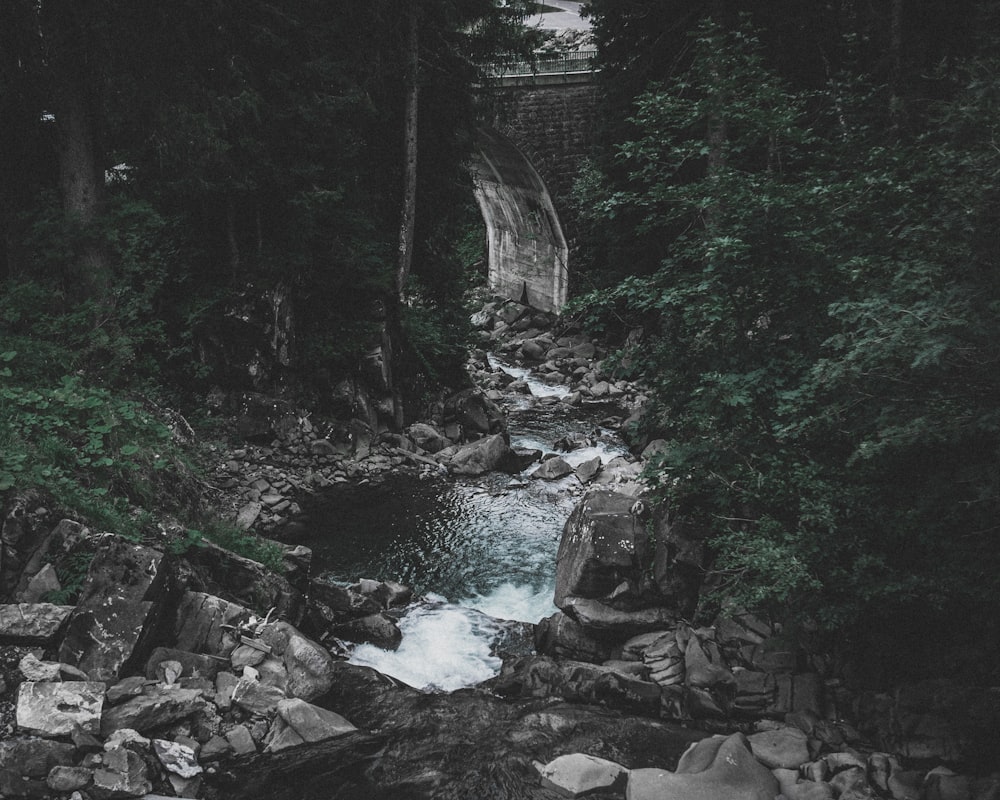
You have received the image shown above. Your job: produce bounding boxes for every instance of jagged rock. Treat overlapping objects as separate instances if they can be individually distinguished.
[145,647,225,681]
[232,674,286,716]
[682,627,736,694]
[92,747,151,799]
[235,502,263,530]
[627,734,780,800]
[448,433,513,476]
[535,612,617,663]
[224,725,257,755]
[152,739,202,779]
[445,388,505,438]
[172,591,250,657]
[182,542,304,625]
[643,633,685,687]
[18,652,87,681]
[332,612,403,651]
[3,517,88,603]
[748,726,810,769]
[563,596,677,635]
[648,510,705,617]
[538,753,628,798]
[0,603,74,644]
[532,456,574,481]
[554,490,646,609]
[100,686,207,736]
[16,681,105,737]
[830,766,875,799]
[104,728,151,750]
[58,538,169,681]
[20,563,61,602]
[575,456,602,484]
[200,735,233,761]
[263,698,357,753]
[258,620,335,700]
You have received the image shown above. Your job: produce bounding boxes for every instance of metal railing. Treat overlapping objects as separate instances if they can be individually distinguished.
[494,49,598,77]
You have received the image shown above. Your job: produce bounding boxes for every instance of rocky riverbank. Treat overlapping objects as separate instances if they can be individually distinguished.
[2,298,998,800]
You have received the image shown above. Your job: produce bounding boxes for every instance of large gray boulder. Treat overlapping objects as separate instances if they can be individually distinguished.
[538,753,628,798]
[448,433,513,476]
[627,733,780,800]
[263,698,357,753]
[554,490,647,609]
[58,537,170,681]
[172,591,251,657]
[100,685,207,736]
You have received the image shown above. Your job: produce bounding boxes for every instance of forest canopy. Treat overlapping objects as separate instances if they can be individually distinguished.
[572,0,1000,681]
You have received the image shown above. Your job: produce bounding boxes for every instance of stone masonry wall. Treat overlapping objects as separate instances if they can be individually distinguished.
[494,79,600,243]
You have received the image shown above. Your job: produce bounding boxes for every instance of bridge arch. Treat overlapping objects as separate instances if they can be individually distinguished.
[470,126,568,314]
[470,51,598,314]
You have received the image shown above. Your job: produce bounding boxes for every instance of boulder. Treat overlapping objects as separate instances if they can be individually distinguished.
[538,753,628,798]
[16,681,105,737]
[748,726,810,769]
[263,698,357,752]
[627,734,780,800]
[258,620,336,700]
[554,491,646,609]
[407,423,451,454]
[172,591,251,657]
[145,647,225,681]
[773,769,835,800]
[46,765,94,792]
[575,456,603,484]
[231,675,287,716]
[534,612,618,663]
[563,596,678,636]
[532,456,574,481]
[0,603,74,644]
[58,538,169,681]
[332,612,403,651]
[448,433,513,476]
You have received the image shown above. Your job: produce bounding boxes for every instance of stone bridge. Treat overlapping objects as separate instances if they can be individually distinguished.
[470,52,599,313]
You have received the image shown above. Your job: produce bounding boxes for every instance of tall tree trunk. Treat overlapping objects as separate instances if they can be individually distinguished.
[43,0,110,306]
[888,0,905,132]
[389,2,420,430]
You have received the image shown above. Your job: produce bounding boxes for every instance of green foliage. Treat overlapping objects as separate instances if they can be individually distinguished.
[573,15,1000,651]
[195,519,285,573]
[0,350,176,537]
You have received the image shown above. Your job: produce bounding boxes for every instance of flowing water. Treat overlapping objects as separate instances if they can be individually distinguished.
[297,355,628,691]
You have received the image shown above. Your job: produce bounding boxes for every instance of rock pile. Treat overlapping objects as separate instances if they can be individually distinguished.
[0,509,418,800]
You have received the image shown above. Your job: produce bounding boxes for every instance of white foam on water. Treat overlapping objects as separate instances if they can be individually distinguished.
[348,595,503,692]
[463,580,557,623]
[488,353,571,399]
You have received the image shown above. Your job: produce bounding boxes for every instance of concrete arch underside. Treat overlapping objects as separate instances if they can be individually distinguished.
[470,126,568,314]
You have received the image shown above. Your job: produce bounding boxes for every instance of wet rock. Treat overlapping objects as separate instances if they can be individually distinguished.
[532,456,574,480]
[263,698,357,753]
[627,733,780,800]
[445,388,505,438]
[575,456,603,484]
[332,611,403,651]
[535,612,618,663]
[58,538,169,681]
[563,596,678,636]
[538,753,628,798]
[16,681,105,737]
[0,603,74,645]
[554,490,646,609]
[448,433,513,476]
